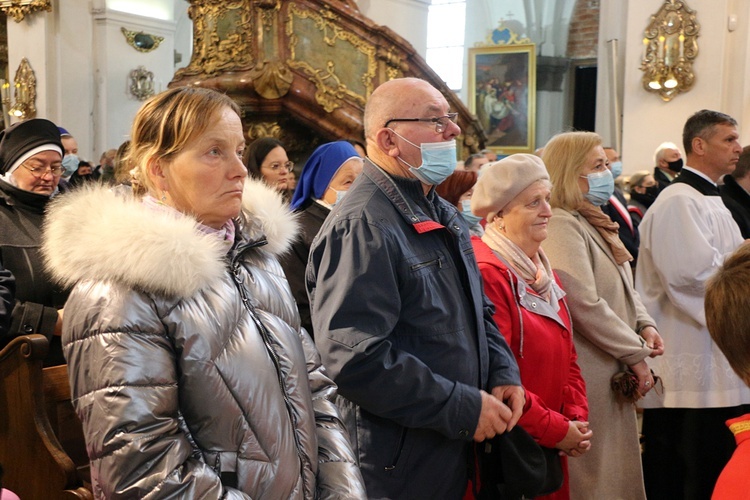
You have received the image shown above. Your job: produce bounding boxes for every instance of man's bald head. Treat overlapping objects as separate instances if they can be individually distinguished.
[364,78,438,140]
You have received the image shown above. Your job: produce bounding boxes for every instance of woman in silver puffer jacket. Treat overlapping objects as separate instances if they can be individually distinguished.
[41,87,365,499]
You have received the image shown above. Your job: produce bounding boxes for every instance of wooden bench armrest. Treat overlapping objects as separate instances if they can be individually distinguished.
[0,335,92,499]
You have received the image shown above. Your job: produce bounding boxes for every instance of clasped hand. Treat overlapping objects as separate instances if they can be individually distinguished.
[555,420,593,457]
[473,385,525,442]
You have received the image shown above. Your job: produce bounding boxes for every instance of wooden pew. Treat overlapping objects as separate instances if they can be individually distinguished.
[0,335,92,499]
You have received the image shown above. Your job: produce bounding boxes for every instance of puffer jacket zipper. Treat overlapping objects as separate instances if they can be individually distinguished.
[229,255,312,490]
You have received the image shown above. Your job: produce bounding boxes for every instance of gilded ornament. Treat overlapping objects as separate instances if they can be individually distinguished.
[640,0,700,102]
[129,66,155,101]
[249,60,293,99]
[176,0,253,77]
[121,28,164,53]
[287,3,375,113]
[8,57,36,119]
[246,122,282,142]
[0,0,51,23]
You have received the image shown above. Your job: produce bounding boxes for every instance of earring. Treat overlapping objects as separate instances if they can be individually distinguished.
[494,216,505,231]
[161,192,167,202]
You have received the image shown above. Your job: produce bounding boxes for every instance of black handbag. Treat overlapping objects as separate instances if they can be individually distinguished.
[475,426,564,499]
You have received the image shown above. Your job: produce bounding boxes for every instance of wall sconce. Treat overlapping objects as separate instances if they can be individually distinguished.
[7,58,36,120]
[129,66,155,101]
[121,27,164,53]
[640,0,700,102]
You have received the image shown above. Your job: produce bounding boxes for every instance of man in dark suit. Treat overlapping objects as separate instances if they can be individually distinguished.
[653,142,683,192]
[720,145,750,238]
[602,147,639,264]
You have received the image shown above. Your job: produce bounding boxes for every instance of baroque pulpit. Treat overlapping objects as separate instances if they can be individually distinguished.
[170,0,487,160]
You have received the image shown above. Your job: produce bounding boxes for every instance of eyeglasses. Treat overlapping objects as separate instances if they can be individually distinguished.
[384,113,458,134]
[262,161,294,172]
[20,162,64,178]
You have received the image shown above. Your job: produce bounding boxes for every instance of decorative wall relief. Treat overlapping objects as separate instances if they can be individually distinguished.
[129,66,155,101]
[0,0,51,23]
[286,3,375,112]
[376,46,409,81]
[640,0,700,102]
[248,60,293,99]
[176,0,254,77]
[245,121,283,142]
[121,27,164,53]
[8,57,35,119]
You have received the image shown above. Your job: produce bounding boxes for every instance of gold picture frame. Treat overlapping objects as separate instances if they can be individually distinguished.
[468,43,536,155]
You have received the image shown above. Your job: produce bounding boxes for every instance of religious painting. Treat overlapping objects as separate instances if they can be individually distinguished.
[468,43,536,154]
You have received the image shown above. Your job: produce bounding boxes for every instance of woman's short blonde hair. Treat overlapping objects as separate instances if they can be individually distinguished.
[705,243,750,387]
[128,86,241,196]
[542,131,602,210]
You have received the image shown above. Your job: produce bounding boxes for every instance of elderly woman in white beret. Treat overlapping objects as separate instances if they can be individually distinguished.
[540,132,663,500]
[470,153,591,500]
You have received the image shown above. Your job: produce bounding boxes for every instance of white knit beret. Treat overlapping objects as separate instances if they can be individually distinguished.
[471,153,549,219]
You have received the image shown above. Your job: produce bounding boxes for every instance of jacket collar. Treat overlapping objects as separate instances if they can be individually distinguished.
[42,178,299,299]
[363,159,448,234]
[671,167,720,196]
[473,237,567,329]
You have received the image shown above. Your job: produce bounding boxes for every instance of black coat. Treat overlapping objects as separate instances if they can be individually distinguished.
[602,188,640,262]
[720,175,750,238]
[0,262,14,338]
[654,167,675,192]
[0,179,68,364]
[279,201,330,338]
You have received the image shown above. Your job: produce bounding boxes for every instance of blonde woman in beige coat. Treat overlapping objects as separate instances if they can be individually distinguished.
[540,131,664,500]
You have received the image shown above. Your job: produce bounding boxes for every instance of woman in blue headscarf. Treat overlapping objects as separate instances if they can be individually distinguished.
[281,141,363,338]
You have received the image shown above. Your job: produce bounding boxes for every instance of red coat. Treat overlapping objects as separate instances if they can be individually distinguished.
[712,413,750,499]
[473,237,588,500]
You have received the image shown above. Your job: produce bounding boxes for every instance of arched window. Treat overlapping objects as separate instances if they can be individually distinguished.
[426,0,466,91]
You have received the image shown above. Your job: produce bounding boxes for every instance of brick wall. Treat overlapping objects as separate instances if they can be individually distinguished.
[567,0,600,59]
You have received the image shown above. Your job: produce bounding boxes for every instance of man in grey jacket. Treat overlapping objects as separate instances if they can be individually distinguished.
[307,77,523,499]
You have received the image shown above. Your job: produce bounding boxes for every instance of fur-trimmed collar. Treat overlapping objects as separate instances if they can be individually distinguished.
[42,178,298,299]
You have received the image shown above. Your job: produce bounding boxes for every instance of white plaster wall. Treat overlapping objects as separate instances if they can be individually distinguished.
[620,0,750,175]
[355,0,430,57]
[56,0,99,161]
[6,9,54,128]
[91,9,175,159]
[10,0,96,159]
[5,0,176,162]
[595,0,628,154]
[173,0,192,71]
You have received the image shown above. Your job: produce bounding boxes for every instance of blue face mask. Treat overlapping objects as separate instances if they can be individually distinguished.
[609,160,623,179]
[581,169,614,206]
[329,189,347,206]
[391,131,457,185]
[61,154,79,177]
[460,199,482,225]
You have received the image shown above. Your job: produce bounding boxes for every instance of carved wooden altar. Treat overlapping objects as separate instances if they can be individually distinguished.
[170,0,487,161]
